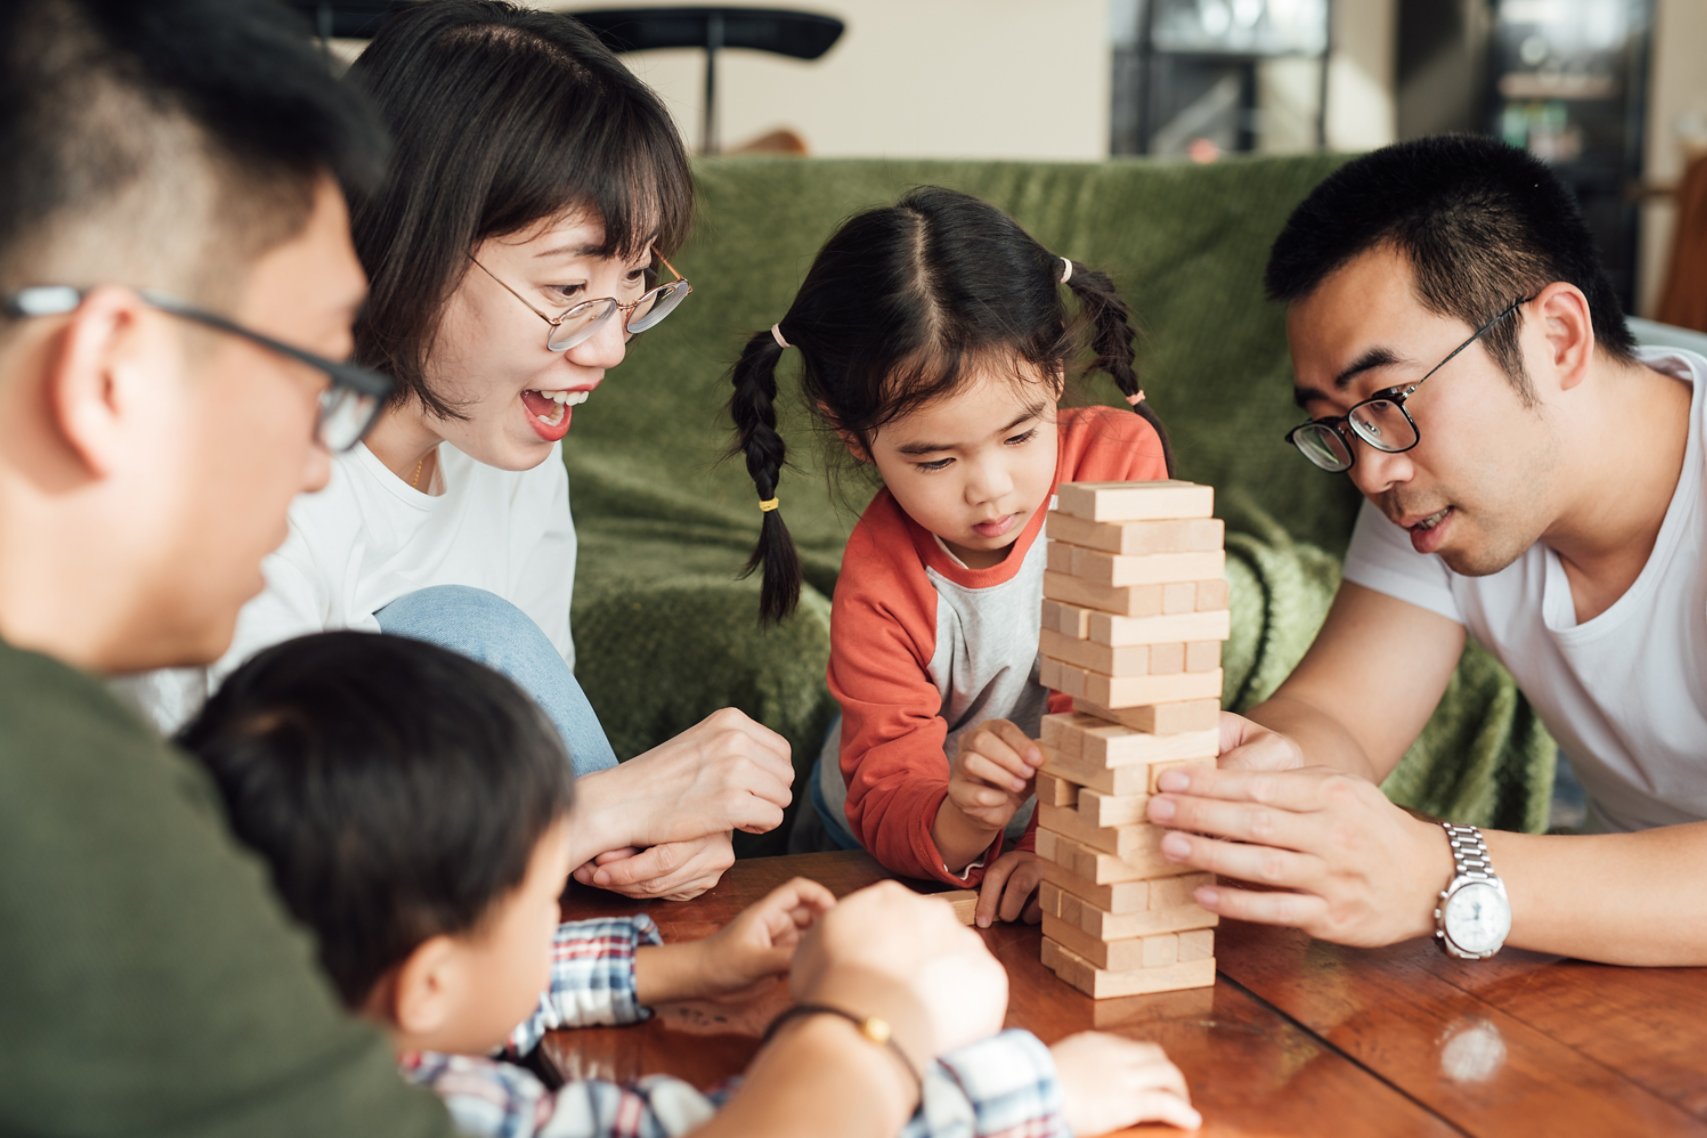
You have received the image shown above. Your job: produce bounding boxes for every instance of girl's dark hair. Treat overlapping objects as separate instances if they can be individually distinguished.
[728,185,1171,624]
[177,631,576,1007]
[348,0,693,417]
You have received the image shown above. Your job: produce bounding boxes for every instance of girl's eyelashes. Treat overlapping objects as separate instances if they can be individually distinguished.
[1005,427,1039,446]
[913,457,954,473]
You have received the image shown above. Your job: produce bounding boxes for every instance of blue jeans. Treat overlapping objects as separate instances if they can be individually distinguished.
[374,584,619,777]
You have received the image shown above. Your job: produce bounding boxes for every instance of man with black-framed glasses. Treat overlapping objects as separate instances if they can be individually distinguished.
[1142,135,1707,969]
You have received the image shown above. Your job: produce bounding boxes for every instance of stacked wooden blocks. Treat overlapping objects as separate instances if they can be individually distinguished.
[1034,480,1228,999]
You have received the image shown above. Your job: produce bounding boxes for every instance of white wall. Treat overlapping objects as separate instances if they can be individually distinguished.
[547,1,1110,161]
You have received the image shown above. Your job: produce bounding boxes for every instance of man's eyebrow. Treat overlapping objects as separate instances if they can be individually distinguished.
[1292,347,1406,409]
[894,402,1048,456]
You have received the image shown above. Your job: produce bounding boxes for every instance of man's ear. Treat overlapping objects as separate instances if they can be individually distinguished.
[41,286,154,478]
[1529,282,1594,394]
[386,935,461,1040]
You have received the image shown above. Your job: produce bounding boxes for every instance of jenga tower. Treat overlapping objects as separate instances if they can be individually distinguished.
[1034,480,1228,998]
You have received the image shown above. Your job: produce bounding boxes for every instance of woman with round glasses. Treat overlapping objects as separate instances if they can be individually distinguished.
[125,0,792,901]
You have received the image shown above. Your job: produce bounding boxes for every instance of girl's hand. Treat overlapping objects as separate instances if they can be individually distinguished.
[973,850,1043,929]
[1051,1033,1201,1133]
[946,719,1042,831]
[696,877,837,998]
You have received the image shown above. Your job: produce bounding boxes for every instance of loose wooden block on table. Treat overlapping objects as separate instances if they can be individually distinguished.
[1042,936,1217,998]
[929,888,978,925]
[1046,513,1224,556]
[1054,480,1214,523]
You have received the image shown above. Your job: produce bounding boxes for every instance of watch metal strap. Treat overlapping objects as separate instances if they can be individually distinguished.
[1441,822,1497,883]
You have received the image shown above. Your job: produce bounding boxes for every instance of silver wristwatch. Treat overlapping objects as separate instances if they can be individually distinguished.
[1433,823,1512,960]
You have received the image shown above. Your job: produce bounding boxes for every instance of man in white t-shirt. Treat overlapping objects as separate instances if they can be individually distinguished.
[1143,135,1707,967]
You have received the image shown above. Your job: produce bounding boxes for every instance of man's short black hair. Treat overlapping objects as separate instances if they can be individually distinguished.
[1265,134,1637,400]
[177,632,576,1006]
[0,0,387,306]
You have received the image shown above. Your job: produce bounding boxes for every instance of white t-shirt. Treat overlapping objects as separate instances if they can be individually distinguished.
[1342,346,1707,833]
[122,441,576,733]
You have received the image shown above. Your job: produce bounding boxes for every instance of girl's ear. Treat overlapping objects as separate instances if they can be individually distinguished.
[821,403,871,462]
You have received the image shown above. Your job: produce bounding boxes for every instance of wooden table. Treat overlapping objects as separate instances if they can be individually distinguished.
[549,851,1707,1136]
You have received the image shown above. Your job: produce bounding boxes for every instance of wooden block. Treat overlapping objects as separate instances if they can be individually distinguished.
[1043,571,1166,618]
[1147,872,1214,911]
[1042,598,1090,638]
[1178,928,1215,962]
[1184,641,1222,673]
[1057,889,1219,941]
[1035,770,1078,808]
[1042,747,1149,795]
[1037,858,1151,913]
[1043,915,1181,971]
[1039,656,1068,694]
[1043,937,1217,998]
[1041,629,1156,677]
[931,889,978,925]
[1084,724,1219,768]
[1037,717,1084,760]
[1148,757,1216,795]
[1078,786,1149,827]
[1045,539,1076,573]
[1038,803,1159,858]
[1053,660,1224,708]
[1070,547,1228,589]
[1161,581,1197,614]
[1196,577,1230,612]
[1047,513,1224,556]
[1074,698,1221,735]
[1038,827,1194,884]
[1054,480,1214,523]
[1082,609,1231,647]
[1147,642,1186,674]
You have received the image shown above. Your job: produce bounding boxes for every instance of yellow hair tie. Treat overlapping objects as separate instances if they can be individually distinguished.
[758,497,781,512]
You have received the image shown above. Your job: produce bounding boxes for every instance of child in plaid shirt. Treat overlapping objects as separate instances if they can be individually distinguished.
[179,631,1201,1137]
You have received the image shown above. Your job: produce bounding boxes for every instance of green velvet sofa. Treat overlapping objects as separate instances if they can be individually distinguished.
[564,154,1557,856]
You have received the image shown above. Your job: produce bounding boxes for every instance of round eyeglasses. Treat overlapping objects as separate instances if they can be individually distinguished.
[1283,296,1532,473]
[469,254,692,353]
[2,285,391,452]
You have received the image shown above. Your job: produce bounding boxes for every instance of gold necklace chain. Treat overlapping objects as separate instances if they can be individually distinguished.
[409,450,430,490]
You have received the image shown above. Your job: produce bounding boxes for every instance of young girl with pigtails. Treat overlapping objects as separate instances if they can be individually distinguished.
[728,186,1172,925]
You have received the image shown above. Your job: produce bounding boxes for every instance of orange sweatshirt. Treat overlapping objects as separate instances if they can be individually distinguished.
[826,405,1167,883]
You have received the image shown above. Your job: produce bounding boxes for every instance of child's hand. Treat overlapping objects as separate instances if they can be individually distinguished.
[696,876,837,998]
[973,850,1043,929]
[946,719,1043,832]
[1051,1033,1201,1133]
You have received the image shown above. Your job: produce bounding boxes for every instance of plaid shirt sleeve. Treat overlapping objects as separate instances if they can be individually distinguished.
[909,1029,1067,1138]
[403,1050,732,1138]
[505,916,663,1056]
[405,1027,1062,1138]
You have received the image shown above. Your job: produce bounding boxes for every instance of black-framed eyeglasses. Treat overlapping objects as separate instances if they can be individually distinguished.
[468,254,692,353]
[1283,295,1535,473]
[1,285,392,452]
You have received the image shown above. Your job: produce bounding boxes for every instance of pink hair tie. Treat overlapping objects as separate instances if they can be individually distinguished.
[1125,389,1147,407]
[770,324,790,350]
[1059,257,1073,284]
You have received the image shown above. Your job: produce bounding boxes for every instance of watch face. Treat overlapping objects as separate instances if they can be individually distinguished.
[1444,881,1511,955]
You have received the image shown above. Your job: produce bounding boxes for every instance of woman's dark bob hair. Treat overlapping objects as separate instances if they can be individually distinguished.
[348,0,693,416]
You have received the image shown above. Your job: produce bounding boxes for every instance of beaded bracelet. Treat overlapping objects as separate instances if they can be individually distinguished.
[759,1002,923,1094]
